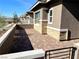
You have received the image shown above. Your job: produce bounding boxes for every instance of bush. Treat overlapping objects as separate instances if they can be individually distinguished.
[13,13,19,23]
[0,16,6,28]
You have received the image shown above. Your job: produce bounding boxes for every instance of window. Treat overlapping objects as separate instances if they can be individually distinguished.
[35,11,40,23]
[48,9,53,24]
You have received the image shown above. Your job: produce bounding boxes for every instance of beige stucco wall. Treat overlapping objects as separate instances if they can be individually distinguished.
[61,5,79,39]
[47,4,62,40]
[34,4,63,40]
[28,14,33,24]
[34,24,42,34]
[42,8,48,21]
[34,8,48,34]
[48,4,62,29]
[34,8,42,34]
[47,28,60,40]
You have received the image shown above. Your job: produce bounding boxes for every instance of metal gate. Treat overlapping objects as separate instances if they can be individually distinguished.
[45,47,76,59]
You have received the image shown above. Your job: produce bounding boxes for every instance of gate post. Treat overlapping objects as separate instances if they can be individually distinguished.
[74,43,79,59]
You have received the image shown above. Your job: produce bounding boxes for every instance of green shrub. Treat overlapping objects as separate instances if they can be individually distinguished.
[0,16,6,28]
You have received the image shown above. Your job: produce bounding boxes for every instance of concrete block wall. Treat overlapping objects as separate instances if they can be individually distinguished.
[0,49,45,59]
[0,24,16,54]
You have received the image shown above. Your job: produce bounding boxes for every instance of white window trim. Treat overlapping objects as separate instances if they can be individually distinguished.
[48,8,53,24]
[34,10,40,24]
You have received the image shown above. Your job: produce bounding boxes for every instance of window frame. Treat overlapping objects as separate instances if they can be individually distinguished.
[48,8,53,24]
[34,11,40,24]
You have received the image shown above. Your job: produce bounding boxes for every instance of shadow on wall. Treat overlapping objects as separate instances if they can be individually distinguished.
[8,25,34,53]
[63,0,79,21]
[68,30,71,40]
[68,30,79,41]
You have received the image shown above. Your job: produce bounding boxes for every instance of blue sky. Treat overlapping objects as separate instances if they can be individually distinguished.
[0,0,36,17]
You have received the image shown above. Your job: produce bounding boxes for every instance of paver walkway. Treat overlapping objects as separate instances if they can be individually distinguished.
[25,29,79,51]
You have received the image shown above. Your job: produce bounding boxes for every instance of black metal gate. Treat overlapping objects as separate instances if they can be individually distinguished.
[45,47,76,59]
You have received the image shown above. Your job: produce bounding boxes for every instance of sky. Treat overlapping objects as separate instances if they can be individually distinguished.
[0,0,36,17]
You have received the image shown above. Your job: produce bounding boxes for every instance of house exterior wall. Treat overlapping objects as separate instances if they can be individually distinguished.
[26,16,33,24]
[32,0,79,40]
[34,24,42,33]
[47,27,60,40]
[33,1,79,40]
[47,4,62,40]
[61,5,79,39]
[28,13,33,24]
[20,14,33,24]
[41,8,48,34]
[20,17,28,24]
[34,9,42,34]
[34,4,64,40]
[34,8,48,34]
[47,4,62,29]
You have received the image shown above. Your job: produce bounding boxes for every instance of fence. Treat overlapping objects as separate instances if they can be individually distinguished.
[45,47,76,59]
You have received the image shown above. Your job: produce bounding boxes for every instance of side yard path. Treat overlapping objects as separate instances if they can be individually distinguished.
[8,27,79,53]
[25,29,79,51]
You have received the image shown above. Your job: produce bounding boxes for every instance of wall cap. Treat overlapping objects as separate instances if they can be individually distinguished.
[0,24,16,47]
[0,49,45,59]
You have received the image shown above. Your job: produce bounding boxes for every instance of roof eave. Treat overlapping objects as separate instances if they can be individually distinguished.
[30,1,45,11]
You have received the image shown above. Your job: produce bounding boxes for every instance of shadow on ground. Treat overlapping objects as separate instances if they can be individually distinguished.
[8,25,34,53]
